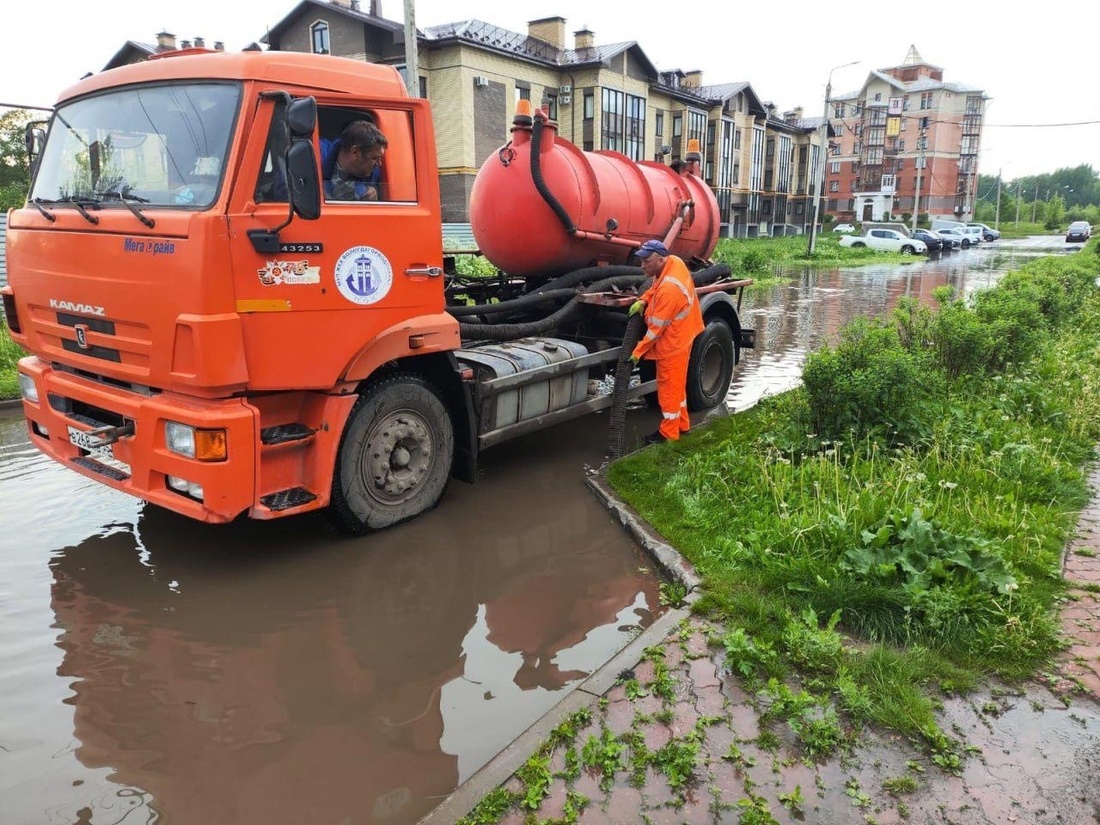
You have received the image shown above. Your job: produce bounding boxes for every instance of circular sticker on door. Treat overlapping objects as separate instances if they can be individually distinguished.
[335,245,394,305]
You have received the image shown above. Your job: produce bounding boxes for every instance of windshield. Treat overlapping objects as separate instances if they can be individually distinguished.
[30,82,241,209]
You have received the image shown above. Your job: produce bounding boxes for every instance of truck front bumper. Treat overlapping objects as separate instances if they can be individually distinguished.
[17,356,256,523]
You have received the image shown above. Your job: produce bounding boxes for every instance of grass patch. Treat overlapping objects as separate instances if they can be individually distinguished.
[608,244,1100,757]
[0,323,25,401]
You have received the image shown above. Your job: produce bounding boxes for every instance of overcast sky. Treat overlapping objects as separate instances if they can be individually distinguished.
[2,0,1096,183]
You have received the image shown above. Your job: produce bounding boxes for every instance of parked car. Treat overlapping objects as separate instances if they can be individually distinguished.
[1066,221,1092,243]
[838,228,927,255]
[936,227,974,249]
[958,226,986,246]
[911,228,944,252]
[967,222,1000,241]
[833,223,856,233]
[932,226,968,248]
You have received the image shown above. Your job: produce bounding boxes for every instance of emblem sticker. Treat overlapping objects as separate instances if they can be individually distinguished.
[335,246,393,306]
[257,259,321,286]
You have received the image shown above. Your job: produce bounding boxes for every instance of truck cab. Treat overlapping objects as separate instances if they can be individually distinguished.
[5,51,459,527]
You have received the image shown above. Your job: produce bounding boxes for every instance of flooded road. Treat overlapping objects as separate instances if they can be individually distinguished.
[0,237,1078,824]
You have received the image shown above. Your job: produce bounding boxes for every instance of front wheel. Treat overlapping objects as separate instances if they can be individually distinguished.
[328,374,454,534]
[686,320,735,412]
[900,245,915,255]
[851,241,866,248]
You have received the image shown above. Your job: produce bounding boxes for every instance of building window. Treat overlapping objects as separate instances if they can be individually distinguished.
[920,92,933,109]
[719,120,734,190]
[311,21,330,54]
[868,147,883,165]
[688,110,706,148]
[896,139,905,152]
[966,95,984,115]
[831,143,840,156]
[874,92,881,102]
[762,199,772,215]
[601,89,645,160]
[672,114,682,137]
[833,102,845,118]
[734,127,741,150]
[655,111,664,137]
[515,85,531,104]
[546,94,558,121]
[583,92,594,120]
[829,180,839,192]
[830,161,840,174]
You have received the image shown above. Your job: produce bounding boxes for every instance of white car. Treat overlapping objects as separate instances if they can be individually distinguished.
[833,223,856,233]
[838,228,927,255]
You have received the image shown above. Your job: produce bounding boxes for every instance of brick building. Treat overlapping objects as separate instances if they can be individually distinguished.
[824,46,988,223]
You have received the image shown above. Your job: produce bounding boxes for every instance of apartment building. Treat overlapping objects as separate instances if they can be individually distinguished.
[102,0,827,236]
[824,47,987,223]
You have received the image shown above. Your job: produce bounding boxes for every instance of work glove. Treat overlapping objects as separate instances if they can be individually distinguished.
[629,353,640,365]
[628,300,645,317]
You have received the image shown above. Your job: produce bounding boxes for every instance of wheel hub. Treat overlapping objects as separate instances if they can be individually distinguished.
[366,413,433,500]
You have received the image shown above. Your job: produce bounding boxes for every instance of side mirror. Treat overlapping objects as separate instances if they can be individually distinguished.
[24,122,47,172]
[286,139,320,220]
[287,97,316,139]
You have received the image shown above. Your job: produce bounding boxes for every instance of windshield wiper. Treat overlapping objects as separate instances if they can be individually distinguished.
[31,198,57,222]
[42,196,101,225]
[96,188,155,228]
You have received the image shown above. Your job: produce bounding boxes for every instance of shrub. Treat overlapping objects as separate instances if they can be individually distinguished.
[801,318,942,443]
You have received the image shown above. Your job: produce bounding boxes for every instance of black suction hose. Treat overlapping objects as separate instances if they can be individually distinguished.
[447,288,578,318]
[457,274,645,340]
[608,313,647,460]
[530,115,576,235]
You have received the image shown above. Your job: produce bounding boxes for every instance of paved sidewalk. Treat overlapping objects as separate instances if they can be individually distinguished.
[422,472,1100,825]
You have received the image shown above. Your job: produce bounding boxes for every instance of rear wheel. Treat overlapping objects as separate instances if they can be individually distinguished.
[686,320,735,411]
[328,374,454,534]
[852,241,866,248]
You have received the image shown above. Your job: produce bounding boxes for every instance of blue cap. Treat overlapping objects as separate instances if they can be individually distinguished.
[635,239,669,259]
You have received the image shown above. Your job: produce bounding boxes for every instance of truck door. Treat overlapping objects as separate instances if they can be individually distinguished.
[227,95,444,391]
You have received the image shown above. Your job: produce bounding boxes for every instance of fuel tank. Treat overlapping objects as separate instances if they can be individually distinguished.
[469,106,720,279]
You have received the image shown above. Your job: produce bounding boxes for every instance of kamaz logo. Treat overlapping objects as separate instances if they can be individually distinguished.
[49,299,106,316]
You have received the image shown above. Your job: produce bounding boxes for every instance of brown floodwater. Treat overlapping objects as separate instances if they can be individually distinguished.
[0,237,1076,824]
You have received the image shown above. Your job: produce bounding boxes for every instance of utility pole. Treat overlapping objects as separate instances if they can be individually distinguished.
[808,61,859,255]
[403,0,418,97]
[911,128,925,233]
[994,168,1002,228]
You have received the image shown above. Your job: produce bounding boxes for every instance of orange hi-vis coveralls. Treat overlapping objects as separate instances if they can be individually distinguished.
[631,255,705,440]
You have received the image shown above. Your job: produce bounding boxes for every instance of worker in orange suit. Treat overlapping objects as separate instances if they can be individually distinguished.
[628,239,705,444]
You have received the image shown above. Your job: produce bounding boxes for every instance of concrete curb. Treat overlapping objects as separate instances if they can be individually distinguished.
[417,472,701,825]
[0,398,23,411]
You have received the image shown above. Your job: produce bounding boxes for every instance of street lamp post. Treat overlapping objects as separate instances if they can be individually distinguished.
[808,61,859,255]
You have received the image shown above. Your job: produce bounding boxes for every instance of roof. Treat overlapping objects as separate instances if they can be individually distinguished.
[697,81,767,116]
[263,0,403,45]
[102,40,156,71]
[422,20,660,75]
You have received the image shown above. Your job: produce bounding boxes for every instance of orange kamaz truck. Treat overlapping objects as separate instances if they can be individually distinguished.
[3,49,753,533]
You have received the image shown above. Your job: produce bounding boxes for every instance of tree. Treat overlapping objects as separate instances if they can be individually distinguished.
[0,108,33,210]
[1044,194,1066,231]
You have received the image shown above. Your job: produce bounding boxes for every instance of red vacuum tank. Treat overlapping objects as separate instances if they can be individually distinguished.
[469,105,720,279]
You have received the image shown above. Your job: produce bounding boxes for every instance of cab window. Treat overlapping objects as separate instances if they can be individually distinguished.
[318,106,417,204]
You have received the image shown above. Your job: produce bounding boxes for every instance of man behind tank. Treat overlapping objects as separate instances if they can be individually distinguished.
[628,240,705,444]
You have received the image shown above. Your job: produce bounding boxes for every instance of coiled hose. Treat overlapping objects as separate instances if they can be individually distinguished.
[457,274,645,341]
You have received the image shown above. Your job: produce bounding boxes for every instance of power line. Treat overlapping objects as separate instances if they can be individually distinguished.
[985,119,1100,128]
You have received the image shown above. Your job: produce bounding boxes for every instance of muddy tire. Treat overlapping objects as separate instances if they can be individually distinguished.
[686,320,735,412]
[328,374,454,535]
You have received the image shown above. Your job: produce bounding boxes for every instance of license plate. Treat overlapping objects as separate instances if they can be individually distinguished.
[68,426,132,476]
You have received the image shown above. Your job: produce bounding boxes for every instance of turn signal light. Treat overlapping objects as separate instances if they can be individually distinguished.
[194,429,228,462]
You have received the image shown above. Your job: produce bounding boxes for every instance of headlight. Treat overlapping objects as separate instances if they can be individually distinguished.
[18,374,39,404]
[165,422,227,461]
